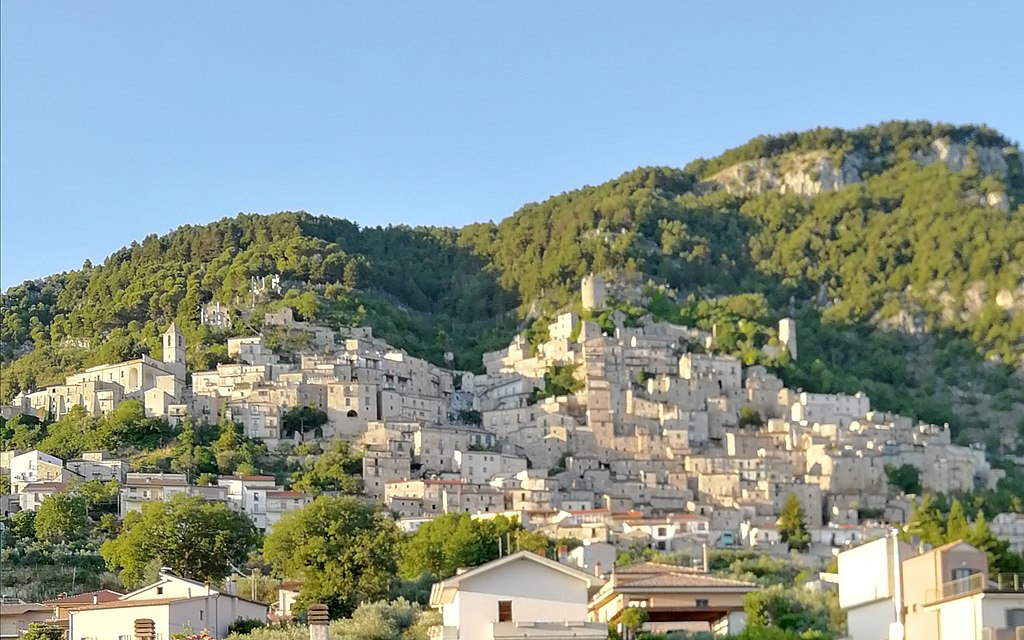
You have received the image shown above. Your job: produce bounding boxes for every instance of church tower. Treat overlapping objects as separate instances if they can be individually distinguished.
[162,322,186,375]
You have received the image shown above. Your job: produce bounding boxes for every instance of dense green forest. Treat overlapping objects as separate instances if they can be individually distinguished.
[2,120,1022,445]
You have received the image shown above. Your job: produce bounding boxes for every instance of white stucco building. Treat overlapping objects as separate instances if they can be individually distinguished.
[429,550,606,639]
[67,571,267,640]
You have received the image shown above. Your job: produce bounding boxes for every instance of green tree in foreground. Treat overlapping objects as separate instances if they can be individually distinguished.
[778,494,810,552]
[20,624,65,640]
[263,496,400,618]
[34,492,89,543]
[946,499,970,540]
[743,584,839,637]
[398,513,546,581]
[618,607,648,639]
[100,494,257,588]
[903,495,1024,573]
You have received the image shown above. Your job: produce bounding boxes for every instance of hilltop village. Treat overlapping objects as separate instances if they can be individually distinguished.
[4,275,1015,555]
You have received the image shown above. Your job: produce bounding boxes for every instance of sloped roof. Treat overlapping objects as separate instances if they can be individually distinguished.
[611,562,757,590]
[430,551,604,607]
[67,597,194,611]
[0,603,51,615]
[45,589,123,605]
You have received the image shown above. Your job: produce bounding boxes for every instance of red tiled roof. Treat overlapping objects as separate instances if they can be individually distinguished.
[22,482,71,492]
[45,590,122,605]
[0,603,51,615]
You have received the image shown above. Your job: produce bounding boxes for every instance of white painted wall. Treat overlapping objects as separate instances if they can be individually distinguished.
[68,597,267,640]
[450,558,590,639]
[846,599,895,640]
[980,593,1024,635]
[70,604,170,640]
[838,537,893,608]
[936,595,979,640]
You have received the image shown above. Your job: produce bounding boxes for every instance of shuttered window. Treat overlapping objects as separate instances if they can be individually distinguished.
[498,600,512,622]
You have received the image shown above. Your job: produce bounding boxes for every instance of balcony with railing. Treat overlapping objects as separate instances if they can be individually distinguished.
[926,572,1024,603]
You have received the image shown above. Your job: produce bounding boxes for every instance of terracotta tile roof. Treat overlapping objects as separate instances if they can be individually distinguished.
[618,572,757,589]
[66,598,190,611]
[616,562,699,575]
[22,481,73,491]
[0,603,51,615]
[45,590,123,605]
[612,563,757,590]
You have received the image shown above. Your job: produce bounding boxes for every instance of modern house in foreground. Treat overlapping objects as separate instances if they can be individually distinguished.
[429,550,607,640]
[837,534,1024,640]
[67,571,268,640]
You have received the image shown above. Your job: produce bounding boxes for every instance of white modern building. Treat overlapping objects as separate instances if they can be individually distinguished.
[67,571,267,640]
[429,550,606,639]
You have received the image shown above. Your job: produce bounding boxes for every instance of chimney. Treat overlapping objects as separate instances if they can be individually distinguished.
[594,562,602,577]
[702,543,710,573]
[308,604,329,640]
[92,595,98,604]
[134,619,156,640]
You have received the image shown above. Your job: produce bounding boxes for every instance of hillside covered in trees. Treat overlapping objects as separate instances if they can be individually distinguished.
[2,120,1022,447]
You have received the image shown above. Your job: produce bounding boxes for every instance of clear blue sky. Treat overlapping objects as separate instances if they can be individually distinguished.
[2,1,1022,288]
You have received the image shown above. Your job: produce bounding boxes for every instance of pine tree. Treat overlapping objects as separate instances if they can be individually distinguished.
[966,512,1024,574]
[946,499,969,540]
[779,493,810,551]
[904,495,946,545]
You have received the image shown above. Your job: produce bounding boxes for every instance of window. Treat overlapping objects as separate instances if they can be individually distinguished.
[696,599,709,608]
[156,586,164,595]
[1007,609,1024,628]
[952,567,974,580]
[497,600,512,622]
[199,610,204,620]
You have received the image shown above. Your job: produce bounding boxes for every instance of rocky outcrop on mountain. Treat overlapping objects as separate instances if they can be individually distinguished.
[701,137,1012,201]
[913,137,1009,176]
[701,150,865,196]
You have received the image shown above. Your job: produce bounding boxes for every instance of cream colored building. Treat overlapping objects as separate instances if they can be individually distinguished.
[837,535,1024,640]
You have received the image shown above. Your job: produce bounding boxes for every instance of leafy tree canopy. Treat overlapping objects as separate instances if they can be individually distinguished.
[100,493,258,588]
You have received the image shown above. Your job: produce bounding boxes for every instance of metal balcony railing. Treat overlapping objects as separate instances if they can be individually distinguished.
[926,573,1024,603]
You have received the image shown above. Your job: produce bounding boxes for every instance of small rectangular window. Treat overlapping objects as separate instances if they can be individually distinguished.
[498,600,512,622]
[1006,608,1024,628]
[696,599,709,608]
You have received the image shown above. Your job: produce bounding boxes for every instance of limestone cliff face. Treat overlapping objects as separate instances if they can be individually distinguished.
[702,150,865,197]
[911,137,1009,176]
[876,281,1024,335]
[701,137,1011,204]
